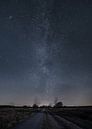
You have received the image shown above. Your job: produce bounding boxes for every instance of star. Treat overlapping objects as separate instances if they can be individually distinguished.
[41,66,49,75]
[8,16,13,20]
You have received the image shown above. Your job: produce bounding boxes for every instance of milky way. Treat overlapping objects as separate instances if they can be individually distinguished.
[0,0,92,106]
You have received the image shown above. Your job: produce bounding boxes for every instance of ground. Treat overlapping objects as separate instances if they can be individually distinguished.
[0,106,92,129]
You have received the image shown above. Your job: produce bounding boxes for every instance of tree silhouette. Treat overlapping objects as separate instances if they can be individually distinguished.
[54,101,63,108]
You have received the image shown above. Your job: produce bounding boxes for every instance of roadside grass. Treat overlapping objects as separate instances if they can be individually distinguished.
[50,106,92,129]
[0,106,32,129]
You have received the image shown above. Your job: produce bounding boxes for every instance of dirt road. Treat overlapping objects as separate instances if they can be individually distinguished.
[12,112,83,129]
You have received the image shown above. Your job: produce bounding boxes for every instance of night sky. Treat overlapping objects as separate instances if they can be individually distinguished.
[0,0,92,106]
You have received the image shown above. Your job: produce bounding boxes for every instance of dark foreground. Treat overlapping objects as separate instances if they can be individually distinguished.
[12,112,83,129]
[0,106,92,129]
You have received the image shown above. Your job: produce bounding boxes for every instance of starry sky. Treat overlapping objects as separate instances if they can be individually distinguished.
[0,0,92,106]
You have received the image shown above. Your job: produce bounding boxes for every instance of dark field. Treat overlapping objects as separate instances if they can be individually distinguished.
[0,106,32,129]
[0,106,92,129]
[50,106,92,129]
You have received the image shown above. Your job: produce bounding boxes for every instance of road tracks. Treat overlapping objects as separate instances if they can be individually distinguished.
[12,112,83,129]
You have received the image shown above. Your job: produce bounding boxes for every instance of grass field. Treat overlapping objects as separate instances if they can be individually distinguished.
[0,105,32,129]
[51,106,92,129]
